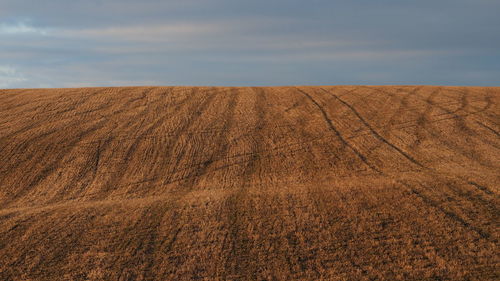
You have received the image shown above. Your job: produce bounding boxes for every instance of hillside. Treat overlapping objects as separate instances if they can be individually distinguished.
[0,86,498,280]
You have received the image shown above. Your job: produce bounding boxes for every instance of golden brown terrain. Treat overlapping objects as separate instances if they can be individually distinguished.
[0,86,499,280]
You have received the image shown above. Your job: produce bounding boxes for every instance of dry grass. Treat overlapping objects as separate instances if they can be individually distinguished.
[0,86,498,280]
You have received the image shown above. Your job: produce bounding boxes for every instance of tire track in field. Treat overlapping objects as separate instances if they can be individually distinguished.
[0,88,152,182]
[115,201,171,280]
[147,88,238,279]
[358,87,498,231]
[428,87,500,148]
[272,88,346,278]
[0,88,109,142]
[294,87,380,173]
[0,89,70,117]
[385,87,424,128]
[153,87,228,187]
[443,87,499,122]
[418,87,477,134]
[468,181,494,195]
[293,87,380,172]
[95,88,222,278]
[19,90,220,278]
[222,87,266,280]
[475,121,499,136]
[1,88,158,204]
[0,87,127,159]
[159,88,237,189]
[409,87,499,165]
[0,86,498,280]
[333,86,422,164]
[2,91,482,163]
[380,86,435,150]
[319,87,495,145]
[410,88,440,150]
[359,86,422,153]
[395,168,497,241]
[406,86,498,146]
[399,180,493,240]
[161,135,324,178]
[107,88,234,278]
[100,88,214,196]
[0,89,155,201]
[303,87,496,241]
[155,88,333,189]
[2,118,110,207]
[320,87,426,169]
[365,86,498,167]
[47,88,160,202]
[0,89,32,109]
[355,87,497,240]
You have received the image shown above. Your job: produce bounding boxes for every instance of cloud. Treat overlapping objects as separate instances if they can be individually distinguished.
[0,66,27,88]
[0,21,48,35]
[63,22,227,41]
[0,1,498,87]
[229,49,460,63]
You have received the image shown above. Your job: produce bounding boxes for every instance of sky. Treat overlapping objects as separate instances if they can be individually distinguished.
[1,0,499,88]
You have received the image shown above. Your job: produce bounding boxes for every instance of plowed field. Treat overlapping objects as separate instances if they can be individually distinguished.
[0,86,498,280]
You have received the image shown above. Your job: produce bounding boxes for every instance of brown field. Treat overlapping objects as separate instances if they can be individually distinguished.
[0,86,499,280]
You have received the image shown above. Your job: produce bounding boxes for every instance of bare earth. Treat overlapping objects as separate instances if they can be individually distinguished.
[0,86,498,280]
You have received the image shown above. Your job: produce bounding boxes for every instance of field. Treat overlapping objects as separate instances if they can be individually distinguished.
[0,86,498,280]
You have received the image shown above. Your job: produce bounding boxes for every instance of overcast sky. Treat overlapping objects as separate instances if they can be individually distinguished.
[1,0,499,88]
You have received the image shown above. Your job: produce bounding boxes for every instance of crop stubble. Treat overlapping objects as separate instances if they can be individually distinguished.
[0,86,498,280]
